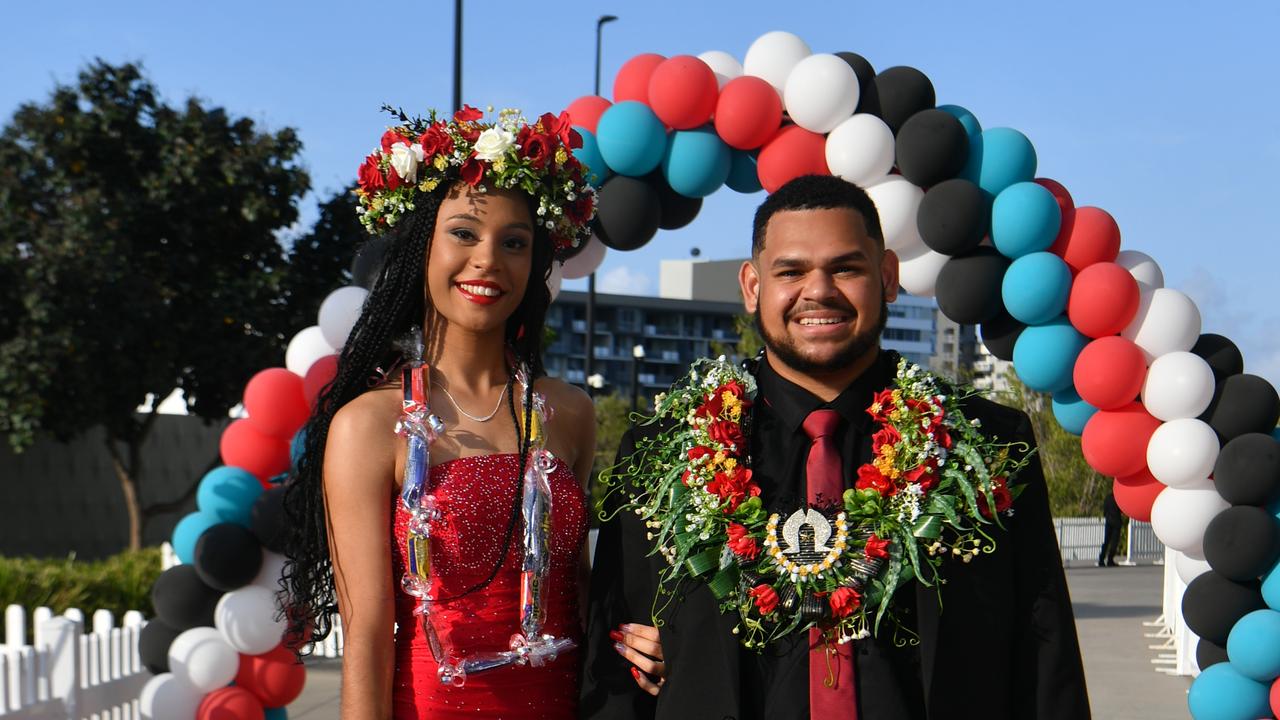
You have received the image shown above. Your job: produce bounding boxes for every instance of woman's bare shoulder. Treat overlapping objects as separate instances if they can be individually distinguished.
[325,387,401,489]
[534,376,594,422]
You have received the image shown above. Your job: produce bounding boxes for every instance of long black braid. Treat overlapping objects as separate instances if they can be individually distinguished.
[281,183,553,649]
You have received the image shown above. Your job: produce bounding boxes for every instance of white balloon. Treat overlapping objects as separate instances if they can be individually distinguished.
[252,551,288,591]
[1146,418,1220,488]
[897,247,951,297]
[168,626,239,693]
[698,50,742,89]
[1175,551,1213,585]
[1115,250,1164,291]
[1141,351,1216,420]
[865,176,925,256]
[317,286,369,349]
[139,672,201,720]
[561,236,607,280]
[547,261,564,302]
[742,30,812,96]
[215,586,287,655]
[825,114,895,188]
[285,326,336,377]
[783,54,859,134]
[1121,288,1201,363]
[1150,485,1229,556]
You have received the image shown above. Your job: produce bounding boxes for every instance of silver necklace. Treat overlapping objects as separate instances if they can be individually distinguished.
[435,380,510,423]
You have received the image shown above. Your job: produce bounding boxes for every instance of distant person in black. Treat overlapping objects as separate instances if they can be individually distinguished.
[581,175,1091,720]
[1099,492,1124,567]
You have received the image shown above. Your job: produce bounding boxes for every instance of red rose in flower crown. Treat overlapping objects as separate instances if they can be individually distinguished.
[454,105,484,123]
[358,154,386,195]
[828,586,862,618]
[726,523,760,560]
[418,124,454,159]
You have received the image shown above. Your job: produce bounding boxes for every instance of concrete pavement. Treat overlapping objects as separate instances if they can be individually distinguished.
[289,565,1192,719]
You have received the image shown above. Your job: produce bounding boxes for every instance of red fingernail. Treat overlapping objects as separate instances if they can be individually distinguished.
[630,667,642,681]
[609,630,624,642]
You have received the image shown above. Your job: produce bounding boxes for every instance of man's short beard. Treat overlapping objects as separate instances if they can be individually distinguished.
[754,289,889,375]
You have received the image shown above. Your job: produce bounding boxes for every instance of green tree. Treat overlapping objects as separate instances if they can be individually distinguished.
[988,368,1108,517]
[589,392,642,520]
[0,61,328,549]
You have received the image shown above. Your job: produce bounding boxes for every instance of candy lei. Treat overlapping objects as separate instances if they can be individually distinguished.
[397,361,573,687]
[601,355,1031,650]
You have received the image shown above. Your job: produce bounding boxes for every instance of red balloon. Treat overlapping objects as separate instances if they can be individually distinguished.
[197,686,265,720]
[1112,476,1165,523]
[221,419,291,483]
[1034,177,1074,246]
[1067,262,1140,338]
[243,368,309,440]
[613,53,666,104]
[713,76,783,150]
[564,95,612,134]
[1049,206,1120,274]
[303,354,339,410]
[647,56,719,130]
[1271,675,1280,718]
[1072,336,1147,410]
[236,644,307,708]
[1081,402,1161,478]
[757,125,829,194]
[1115,466,1158,488]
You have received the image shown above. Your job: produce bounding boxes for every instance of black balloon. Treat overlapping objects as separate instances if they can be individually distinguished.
[652,174,703,230]
[593,175,661,251]
[1181,570,1265,645]
[917,179,988,255]
[194,522,264,592]
[251,485,289,553]
[935,247,1010,325]
[980,310,1025,362]
[835,52,880,117]
[351,235,390,289]
[138,618,182,675]
[1213,433,1280,506]
[151,564,221,631]
[874,66,936,135]
[1201,374,1280,442]
[1195,638,1230,670]
[1203,506,1280,581]
[895,109,969,188]
[1191,334,1244,381]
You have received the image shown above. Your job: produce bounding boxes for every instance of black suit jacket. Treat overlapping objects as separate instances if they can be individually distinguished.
[581,387,1090,720]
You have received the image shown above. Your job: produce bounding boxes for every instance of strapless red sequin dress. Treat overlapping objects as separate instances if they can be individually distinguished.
[391,453,588,719]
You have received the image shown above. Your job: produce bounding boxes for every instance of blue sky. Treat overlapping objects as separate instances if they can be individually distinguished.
[5,0,1278,388]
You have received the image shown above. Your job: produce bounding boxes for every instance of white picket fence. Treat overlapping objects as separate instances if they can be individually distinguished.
[1053,517,1164,567]
[1,605,149,718]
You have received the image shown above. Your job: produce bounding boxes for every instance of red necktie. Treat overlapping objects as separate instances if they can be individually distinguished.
[802,409,857,719]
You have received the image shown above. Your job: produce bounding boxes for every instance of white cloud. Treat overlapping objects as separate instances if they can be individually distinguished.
[598,266,652,296]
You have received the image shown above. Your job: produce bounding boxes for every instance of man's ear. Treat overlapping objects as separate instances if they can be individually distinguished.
[740,260,760,314]
[881,249,900,304]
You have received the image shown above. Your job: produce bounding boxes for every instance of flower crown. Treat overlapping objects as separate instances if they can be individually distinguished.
[355,105,596,259]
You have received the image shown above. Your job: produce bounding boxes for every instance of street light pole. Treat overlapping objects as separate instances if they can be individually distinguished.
[452,0,463,111]
[631,344,645,410]
[584,13,617,393]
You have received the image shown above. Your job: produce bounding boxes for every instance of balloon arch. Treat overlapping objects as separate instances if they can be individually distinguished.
[139,30,1280,720]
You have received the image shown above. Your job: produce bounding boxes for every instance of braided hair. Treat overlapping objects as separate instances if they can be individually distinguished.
[281,182,554,648]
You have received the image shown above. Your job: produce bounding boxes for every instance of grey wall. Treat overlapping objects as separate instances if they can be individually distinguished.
[0,415,227,559]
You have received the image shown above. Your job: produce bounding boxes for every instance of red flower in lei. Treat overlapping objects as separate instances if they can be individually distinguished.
[357,153,385,194]
[867,389,896,422]
[903,457,939,493]
[726,522,760,560]
[855,465,895,496]
[863,533,890,561]
[979,476,1014,518]
[687,445,713,462]
[707,467,758,512]
[708,418,745,451]
[748,584,779,615]
[871,424,901,453]
[459,157,485,187]
[828,586,862,618]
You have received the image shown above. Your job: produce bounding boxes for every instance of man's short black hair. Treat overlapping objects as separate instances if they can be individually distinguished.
[751,174,885,257]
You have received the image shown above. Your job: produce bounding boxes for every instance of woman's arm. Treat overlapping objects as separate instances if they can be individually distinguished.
[323,399,398,720]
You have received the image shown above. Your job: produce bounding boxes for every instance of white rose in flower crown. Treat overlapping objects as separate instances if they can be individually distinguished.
[389,142,425,182]
[472,127,515,161]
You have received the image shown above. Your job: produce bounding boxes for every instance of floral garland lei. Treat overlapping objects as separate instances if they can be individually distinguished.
[600,355,1031,649]
[355,105,596,259]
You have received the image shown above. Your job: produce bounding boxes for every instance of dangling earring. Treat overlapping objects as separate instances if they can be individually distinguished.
[516,324,526,341]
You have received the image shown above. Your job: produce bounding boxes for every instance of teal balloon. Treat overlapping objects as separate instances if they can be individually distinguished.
[1227,609,1280,681]
[937,104,982,141]
[1262,559,1280,611]
[595,101,667,177]
[726,150,762,194]
[962,127,1037,197]
[571,126,609,188]
[290,428,307,469]
[991,182,1062,259]
[1012,316,1088,393]
[196,466,263,527]
[264,708,288,720]
[1187,662,1271,720]
[1002,252,1072,325]
[1052,387,1098,436]
[171,511,221,565]
[662,126,731,198]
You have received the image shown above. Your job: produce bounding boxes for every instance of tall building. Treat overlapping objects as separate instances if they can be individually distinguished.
[930,309,979,381]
